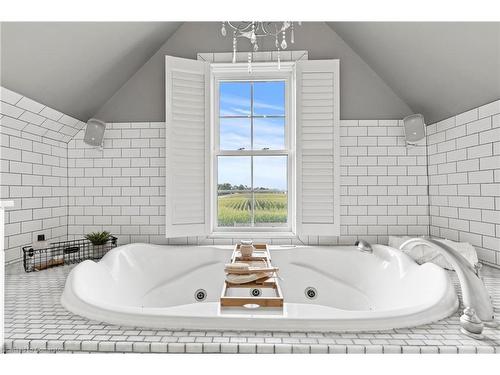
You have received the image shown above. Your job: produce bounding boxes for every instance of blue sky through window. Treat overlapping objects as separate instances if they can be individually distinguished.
[253,117,285,149]
[218,156,287,191]
[219,118,251,150]
[218,156,251,188]
[219,81,285,117]
[219,82,251,116]
[253,156,287,190]
[253,81,285,116]
[218,81,287,191]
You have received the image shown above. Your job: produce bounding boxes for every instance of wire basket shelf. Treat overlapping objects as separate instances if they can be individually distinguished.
[22,236,117,272]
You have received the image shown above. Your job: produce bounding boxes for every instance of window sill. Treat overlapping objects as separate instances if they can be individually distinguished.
[208,231,296,239]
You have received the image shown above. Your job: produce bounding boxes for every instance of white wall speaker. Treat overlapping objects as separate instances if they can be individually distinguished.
[84,118,106,147]
[403,114,426,144]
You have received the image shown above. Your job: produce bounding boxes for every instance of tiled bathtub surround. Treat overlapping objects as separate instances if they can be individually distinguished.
[427,100,500,267]
[0,87,85,263]
[4,263,500,353]
[66,120,429,247]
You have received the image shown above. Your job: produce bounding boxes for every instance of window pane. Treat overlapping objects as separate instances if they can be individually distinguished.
[253,156,288,227]
[219,118,251,150]
[217,156,252,227]
[219,82,251,116]
[253,117,285,150]
[253,81,285,116]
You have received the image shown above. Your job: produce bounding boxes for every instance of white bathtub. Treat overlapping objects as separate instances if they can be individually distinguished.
[61,243,458,332]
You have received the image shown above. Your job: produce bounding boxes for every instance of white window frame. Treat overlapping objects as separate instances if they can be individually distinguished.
[209,62,296,238]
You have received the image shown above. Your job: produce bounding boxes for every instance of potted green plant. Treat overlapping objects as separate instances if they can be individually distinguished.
[85,231,112,259]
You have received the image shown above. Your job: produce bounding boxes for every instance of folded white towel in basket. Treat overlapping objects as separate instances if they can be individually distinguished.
[388,236,478,270]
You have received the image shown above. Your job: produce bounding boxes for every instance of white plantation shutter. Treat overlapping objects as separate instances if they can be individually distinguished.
[165,56,209,237]
[296,60,340,236]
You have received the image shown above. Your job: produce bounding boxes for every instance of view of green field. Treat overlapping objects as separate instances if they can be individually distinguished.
[217,191,287,227]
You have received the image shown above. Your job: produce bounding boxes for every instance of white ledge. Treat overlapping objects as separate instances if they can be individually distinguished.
[0,200,14,209]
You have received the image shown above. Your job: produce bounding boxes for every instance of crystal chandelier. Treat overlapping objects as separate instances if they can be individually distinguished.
[220,21,301,71]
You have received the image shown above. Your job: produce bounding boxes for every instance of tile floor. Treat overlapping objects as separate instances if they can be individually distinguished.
[3,262,500,354]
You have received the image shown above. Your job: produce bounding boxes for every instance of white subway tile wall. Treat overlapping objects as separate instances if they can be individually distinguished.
[1,87,498,267]
[427,100,500,267]
[0,87,81,262]
[339,119,429,244]
[66,119,429,248]
[1,87,85,143]
[67,122,167,244]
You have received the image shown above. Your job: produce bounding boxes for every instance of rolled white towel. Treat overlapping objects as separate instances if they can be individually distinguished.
[389,236,478,270]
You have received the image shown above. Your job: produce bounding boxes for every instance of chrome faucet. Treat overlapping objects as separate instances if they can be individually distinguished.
[355,239,373,253]
[400,237,496,338]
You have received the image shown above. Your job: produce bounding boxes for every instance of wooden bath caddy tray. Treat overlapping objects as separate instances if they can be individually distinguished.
[220,244,283,308]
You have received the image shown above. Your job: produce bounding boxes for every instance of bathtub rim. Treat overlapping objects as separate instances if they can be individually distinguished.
[61,243,459,332]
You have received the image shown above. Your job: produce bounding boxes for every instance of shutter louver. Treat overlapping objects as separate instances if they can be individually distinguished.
[296,60,340,236]
[165,56,209,237]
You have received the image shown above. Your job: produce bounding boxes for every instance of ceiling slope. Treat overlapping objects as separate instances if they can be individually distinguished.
[0,22,181,121]
[328,22,500,124]
[95,22,412,122]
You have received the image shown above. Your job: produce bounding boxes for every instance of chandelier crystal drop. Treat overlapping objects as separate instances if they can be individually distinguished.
[220,22,299,71]
[281,36,287,50]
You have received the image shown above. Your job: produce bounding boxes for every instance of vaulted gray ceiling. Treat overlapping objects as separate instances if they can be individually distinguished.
[95,22,412,122]
[1,22,499,126]
[0,22,181,120]
[328,22,500,124]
